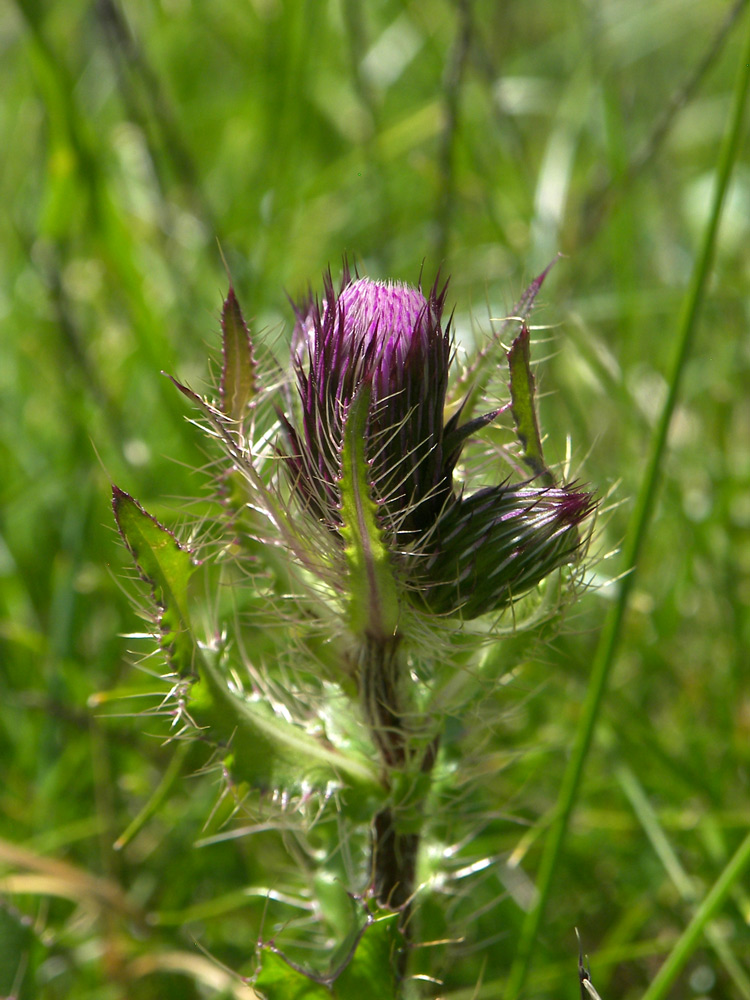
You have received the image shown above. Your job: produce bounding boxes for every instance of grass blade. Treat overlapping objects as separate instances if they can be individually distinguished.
[640,831,750,1000]
[618,765,750,999]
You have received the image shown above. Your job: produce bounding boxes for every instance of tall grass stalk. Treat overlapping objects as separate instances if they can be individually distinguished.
[504,10,750,997]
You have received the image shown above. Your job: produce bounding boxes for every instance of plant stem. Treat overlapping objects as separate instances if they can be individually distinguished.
[360,634,407,770]
[358,634,438,984]
[372,806,420,913]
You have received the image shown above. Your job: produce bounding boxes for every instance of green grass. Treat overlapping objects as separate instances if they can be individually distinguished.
[2,1,750,998]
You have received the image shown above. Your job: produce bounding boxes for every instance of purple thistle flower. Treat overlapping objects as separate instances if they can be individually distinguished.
[282,268,453,533]
[279,266,594,621]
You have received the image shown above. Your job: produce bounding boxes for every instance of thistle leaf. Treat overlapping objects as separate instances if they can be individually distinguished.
[167,374,325,579]
[508,324,554,486]
[449,259,556,420]
[112,486,198,676]
[113,487,381,793]
[254,950,332,999]
[220,285,257,421]
[190,655,382,792]
[333,912,400,999]
[338,385,401,640]
[254,911,400,999]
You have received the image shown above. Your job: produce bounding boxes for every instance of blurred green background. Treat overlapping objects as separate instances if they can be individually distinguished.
[1,0,749,997]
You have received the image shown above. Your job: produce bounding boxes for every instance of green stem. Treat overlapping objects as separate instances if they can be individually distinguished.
[504,11,750,998]
[358,635,439,988]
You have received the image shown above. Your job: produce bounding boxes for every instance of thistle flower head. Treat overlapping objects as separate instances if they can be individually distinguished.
[283,268,451,536]
[278,266,594,624]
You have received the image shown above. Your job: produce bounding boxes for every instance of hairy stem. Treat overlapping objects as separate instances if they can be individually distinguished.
[358,634,438,983]
[372,807,419,912]
[360,634,407,770]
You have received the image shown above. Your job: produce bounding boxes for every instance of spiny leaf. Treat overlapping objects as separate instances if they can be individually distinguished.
[190,654,382,793]
[220,285,257,421]
[112,486,198,676]
[338,385,401,640]
[450,259,557,420]
[508,324,554,486]
[254,949,332,1000]
[113,487,381,794]
[333,913,400,1000]
[166,373,325,580]
[254,911,400,1000]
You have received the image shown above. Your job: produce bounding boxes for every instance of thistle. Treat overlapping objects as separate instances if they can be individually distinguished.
[113,262,595,993]
[274,266,594,923]
[280,266,594,626]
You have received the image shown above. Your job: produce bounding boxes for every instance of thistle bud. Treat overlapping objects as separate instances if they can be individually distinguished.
[280,267,593,624]
[281,270,449,533]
